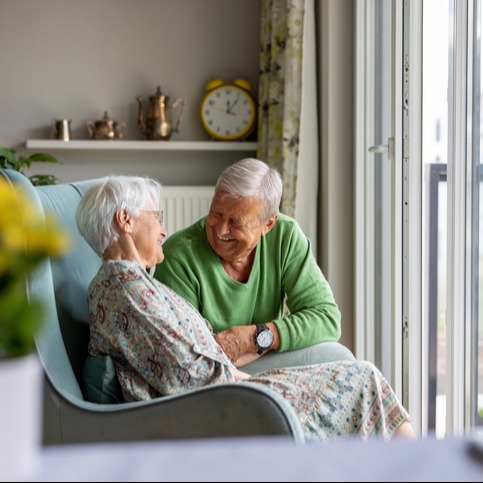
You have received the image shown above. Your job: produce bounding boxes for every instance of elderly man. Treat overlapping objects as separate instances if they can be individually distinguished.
[156,158,348,368]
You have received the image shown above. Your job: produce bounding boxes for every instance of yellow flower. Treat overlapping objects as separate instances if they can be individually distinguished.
[0,179,70,275]
[0,176,68,359]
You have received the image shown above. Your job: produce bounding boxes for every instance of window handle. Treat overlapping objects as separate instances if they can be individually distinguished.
[369,137,394,161]
[369,144,389,153]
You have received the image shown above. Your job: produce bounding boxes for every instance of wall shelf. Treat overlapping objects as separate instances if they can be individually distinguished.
[25,140,258,152]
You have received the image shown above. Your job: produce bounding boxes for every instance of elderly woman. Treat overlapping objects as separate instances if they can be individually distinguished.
[77,175,415,441]
[156,158,342,366]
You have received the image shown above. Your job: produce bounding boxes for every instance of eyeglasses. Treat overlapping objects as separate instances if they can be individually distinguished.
[141,209,164,225]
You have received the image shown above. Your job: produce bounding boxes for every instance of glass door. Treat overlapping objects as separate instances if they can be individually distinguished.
[356,0,413,414]
[355,0,396,385]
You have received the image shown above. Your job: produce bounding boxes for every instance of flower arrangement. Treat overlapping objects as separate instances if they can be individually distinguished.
[0,178,69,358]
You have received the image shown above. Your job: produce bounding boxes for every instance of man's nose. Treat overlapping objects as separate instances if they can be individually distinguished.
[218,217,231,235]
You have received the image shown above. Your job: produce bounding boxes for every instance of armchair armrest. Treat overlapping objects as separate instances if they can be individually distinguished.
[43,378,305,445]
[243,342,355,375]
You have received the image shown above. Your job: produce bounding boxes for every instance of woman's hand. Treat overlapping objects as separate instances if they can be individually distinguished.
[233,368,251,381]
[233,352,261,367]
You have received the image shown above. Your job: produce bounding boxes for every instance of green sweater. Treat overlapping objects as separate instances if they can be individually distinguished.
[155,215,341,352]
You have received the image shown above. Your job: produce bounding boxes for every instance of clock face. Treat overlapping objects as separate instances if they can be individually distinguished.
[201,85,256,141]
[257,330,274,349]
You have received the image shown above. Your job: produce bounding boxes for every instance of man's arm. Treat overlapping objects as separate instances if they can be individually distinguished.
[214,220,341,360]
[273,221,341,352]
[155,240,201,311]
[214,322,281,366]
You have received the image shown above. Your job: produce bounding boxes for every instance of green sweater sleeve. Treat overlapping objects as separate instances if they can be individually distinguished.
[274,220,341,351]
[155,227,204,312]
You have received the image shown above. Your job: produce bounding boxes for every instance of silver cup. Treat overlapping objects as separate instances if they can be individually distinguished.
[52,119,73,141]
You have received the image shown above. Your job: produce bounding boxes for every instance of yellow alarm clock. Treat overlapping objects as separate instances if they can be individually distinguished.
[200,78,257,141]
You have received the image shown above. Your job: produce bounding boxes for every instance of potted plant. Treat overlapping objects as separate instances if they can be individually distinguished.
[0,147,60,186]
[0,177,69,480]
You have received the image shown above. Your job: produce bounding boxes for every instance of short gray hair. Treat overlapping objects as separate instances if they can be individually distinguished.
[76,175,162,257]
[215,158,283,221]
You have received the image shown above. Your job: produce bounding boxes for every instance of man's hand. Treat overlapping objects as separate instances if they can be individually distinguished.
[215,323,280,365]
[214,326,257,363]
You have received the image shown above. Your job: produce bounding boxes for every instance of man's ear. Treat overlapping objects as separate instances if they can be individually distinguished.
[261,214,278,236]
[114,209,134,233]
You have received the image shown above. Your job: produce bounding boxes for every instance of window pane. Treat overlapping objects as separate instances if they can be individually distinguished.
[423,0,450,438]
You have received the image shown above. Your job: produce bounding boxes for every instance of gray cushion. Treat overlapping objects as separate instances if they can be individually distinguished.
[82,356,124,404]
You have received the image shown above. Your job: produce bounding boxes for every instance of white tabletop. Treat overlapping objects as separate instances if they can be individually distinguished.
[31,435,483,482]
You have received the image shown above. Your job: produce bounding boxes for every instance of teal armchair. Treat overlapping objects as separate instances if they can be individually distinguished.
[1,169,354,445]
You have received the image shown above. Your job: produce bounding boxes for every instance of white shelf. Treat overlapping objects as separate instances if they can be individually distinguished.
[26,140,258,152]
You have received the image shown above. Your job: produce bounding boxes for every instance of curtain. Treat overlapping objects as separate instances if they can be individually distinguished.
[258,0,306,218]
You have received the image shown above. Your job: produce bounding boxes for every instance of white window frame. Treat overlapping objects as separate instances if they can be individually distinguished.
[404,0,424,436]
[446,0,474,436]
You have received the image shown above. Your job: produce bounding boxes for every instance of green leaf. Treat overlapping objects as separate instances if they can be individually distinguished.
[0,147,20,170]
[18,155,31,171]
[0,291,44,358]
[28,153,59,164]
[28,174,58,186]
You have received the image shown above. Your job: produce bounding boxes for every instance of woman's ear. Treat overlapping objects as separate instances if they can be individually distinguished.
[261,214,278,236]
[114,209,134,233]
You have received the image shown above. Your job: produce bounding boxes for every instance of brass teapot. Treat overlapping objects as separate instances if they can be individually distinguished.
[137,86,185,140]
[87,111,125,140]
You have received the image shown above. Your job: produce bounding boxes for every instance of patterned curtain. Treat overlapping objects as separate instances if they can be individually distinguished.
[258,0,306,218]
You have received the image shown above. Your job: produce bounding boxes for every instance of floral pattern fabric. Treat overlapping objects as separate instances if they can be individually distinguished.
[88,261,410,441]
[258,0,305,217]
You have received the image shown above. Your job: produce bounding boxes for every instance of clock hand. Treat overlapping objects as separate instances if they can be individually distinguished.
[226,93,240,114]
[214,107,236,116]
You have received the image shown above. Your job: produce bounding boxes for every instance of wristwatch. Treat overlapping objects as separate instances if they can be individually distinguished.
[255,323,274,355]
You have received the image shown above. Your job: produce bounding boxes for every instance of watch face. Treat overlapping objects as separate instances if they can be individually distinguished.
[257,329,274,350]
[201,86,256,140]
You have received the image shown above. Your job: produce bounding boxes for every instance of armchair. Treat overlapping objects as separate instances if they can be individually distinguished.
[1,169,354,445]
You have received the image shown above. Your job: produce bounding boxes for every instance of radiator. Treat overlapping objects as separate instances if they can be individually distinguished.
[162,186,214,237]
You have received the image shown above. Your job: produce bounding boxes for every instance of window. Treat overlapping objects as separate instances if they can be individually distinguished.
[357,0,483,437]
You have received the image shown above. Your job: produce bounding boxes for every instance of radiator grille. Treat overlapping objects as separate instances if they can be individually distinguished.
[162,186,214,237]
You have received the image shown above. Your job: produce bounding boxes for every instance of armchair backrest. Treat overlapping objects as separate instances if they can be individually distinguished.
[1,170,102,402]
[36,179,102,384]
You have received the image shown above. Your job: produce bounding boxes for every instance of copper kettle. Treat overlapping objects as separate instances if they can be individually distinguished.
[137,86,185,140]
[87,111,125,140]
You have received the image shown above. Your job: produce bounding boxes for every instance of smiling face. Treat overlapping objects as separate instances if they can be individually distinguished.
[129,202,167,268]
[206,190,277,264]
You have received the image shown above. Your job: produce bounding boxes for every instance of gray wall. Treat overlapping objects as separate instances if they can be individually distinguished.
[0,0,260,184]
[317,0,355,351]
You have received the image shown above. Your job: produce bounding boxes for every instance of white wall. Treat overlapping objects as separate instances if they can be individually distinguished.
[0,0,260,184]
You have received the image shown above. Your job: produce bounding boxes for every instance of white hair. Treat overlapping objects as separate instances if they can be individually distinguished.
[76,175,162,258]
[215,158,283,221]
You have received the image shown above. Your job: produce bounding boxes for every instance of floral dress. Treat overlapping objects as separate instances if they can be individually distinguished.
[88,261,410,441]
